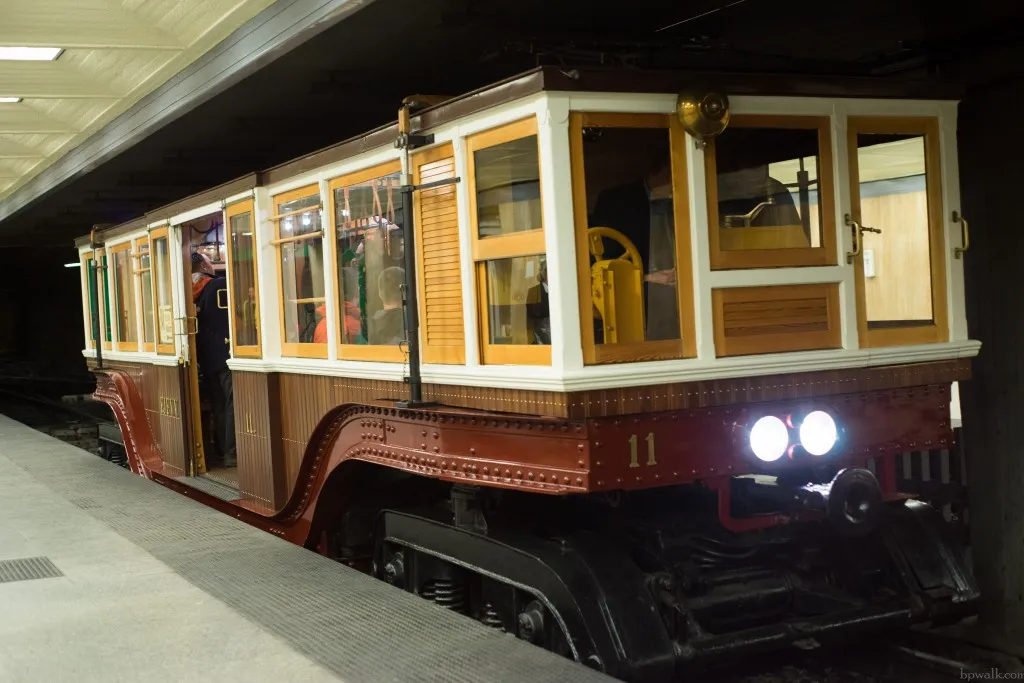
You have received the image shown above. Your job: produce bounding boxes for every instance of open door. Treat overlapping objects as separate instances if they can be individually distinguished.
[178,223,208,475]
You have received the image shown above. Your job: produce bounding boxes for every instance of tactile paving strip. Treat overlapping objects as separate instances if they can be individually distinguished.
[0,416,614,683]
[0,556,63,583]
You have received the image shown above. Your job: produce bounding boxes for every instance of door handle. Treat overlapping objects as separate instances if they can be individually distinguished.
[845,214,880,264]
[175,315,198,335]
[953,210,969,259]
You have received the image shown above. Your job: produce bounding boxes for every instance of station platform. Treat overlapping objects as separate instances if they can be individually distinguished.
[0,415,614,683]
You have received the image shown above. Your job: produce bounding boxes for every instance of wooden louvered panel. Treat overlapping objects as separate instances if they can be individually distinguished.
[712,284,842,357]
[414,144,465,364]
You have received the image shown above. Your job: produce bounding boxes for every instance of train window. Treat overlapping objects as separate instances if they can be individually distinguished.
[705,115,837,269]
[81,250,100,349]
[225,199,261,357]
[111,243,138,351]
[135,238,155,352]
[99,249,113,348]
[328,161,407,362]
[151,227,175,355]
[272,185,327,359]
[848,117,947,347]
[569,112,697,364]
[468,118,550,365]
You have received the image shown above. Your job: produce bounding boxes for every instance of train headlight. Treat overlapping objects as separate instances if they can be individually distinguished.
[749,415,789,462]
[798,410,838,456]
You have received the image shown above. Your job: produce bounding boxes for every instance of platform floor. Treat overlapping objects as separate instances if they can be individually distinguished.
[0,415,614,683]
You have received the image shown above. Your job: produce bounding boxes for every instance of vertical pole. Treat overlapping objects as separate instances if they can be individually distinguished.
[797,158,811,244]
[396,104,427,407]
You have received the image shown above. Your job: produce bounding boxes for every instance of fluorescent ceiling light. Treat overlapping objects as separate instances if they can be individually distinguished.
[64,262,81,268]
[0,97,23,103]
[0,47,64,61]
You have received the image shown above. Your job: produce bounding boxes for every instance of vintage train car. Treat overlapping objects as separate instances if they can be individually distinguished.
[75,67,979,681]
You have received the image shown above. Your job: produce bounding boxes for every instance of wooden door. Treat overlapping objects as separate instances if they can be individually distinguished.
[178,224,208,475]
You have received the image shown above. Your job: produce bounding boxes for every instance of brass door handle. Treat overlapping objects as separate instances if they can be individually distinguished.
[953,210,969,258]
[175,316,198,335]
[845,214,879,264]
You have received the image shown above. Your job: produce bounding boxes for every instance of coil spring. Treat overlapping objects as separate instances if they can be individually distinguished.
[480,603,504,630]
[431,579,467,613]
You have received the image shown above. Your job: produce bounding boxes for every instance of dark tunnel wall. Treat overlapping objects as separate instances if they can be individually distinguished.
[0,248,91,387]
[959,73,1024,637]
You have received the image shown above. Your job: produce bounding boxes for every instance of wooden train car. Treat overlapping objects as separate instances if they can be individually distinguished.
[75,67,979,681]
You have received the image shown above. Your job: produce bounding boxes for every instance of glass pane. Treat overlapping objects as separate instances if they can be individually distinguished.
[334,172,406,346]
[229,212,259,347]
[277,194,324,345]
[485,254,549,346]
[474,135,542,238]
[583,126,680,344]
[102,254,113,343]
[113,249,137,344]
[856,133,933,328]
[138,243,155,344]
[153,237,174,346]
[714,127,822,251]
[86,257,99,344]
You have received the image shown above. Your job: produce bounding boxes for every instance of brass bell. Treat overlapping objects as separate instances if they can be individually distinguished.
[676,91,731,140]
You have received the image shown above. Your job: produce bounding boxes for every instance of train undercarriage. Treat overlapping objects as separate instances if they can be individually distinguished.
[319,465,979,682]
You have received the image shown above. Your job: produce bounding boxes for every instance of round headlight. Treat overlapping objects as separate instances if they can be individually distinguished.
[749,415,789,462]
[799,410,838,456]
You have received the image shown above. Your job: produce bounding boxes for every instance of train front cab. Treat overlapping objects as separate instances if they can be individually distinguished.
[77,72,978,680]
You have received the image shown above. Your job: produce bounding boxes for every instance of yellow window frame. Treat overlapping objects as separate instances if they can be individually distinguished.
[327,159,406,362]
[272,183,327,359]
[847,116,948,348]
[150,226,176,355]
[225,198,262,358]
[110,241,139,352]
[705,114,838,270]
[467,116,550,366]
[569,111,698,365]
[133,236,156,353]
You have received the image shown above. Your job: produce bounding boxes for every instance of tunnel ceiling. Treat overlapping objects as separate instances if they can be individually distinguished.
[2,0,1022,248]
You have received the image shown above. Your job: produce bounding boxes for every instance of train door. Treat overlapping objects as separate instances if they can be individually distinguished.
[177,211,235,486]
[847,117,948,348]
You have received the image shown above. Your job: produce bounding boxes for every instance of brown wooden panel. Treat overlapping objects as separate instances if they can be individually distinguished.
[279,373,336,498]
[414,145,465,364]
[712,284,842,357]
[86,359,187,475]
[233,370,277,510]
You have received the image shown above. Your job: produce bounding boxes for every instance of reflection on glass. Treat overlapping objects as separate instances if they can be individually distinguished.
[113,249,137,344]
[474,135,542,238]
[102,253,113,343]
[153,237,174,346]
[334,172,406,346]
[485,254,549,346]
[714,127,822,251]
[856,134,933,328]
[584,126,680,344]
[139,243,155,345]
[229,212,259,347]
[86,255,99,345]
[277,194,325,345]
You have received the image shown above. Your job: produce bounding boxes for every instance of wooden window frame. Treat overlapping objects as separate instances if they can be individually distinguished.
[848,116,948,348]
[705,114,838,270]
[133,236,155,353]
[225,198,262,359]
[467,116,551,366]
[327,159,406,362]
[413,143,465,365]
[110,241,139,352]
[89,248,113,351]
[569,111,698,365]
[150,226,176,355]
[81,250,98,350]
[272,184,328,359]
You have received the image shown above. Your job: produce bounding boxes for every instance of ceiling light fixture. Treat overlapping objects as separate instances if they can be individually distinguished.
[0,47,64,61]
[0,97,23,103]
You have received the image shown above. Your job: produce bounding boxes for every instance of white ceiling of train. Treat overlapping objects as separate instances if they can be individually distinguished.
[0,0,277,199]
